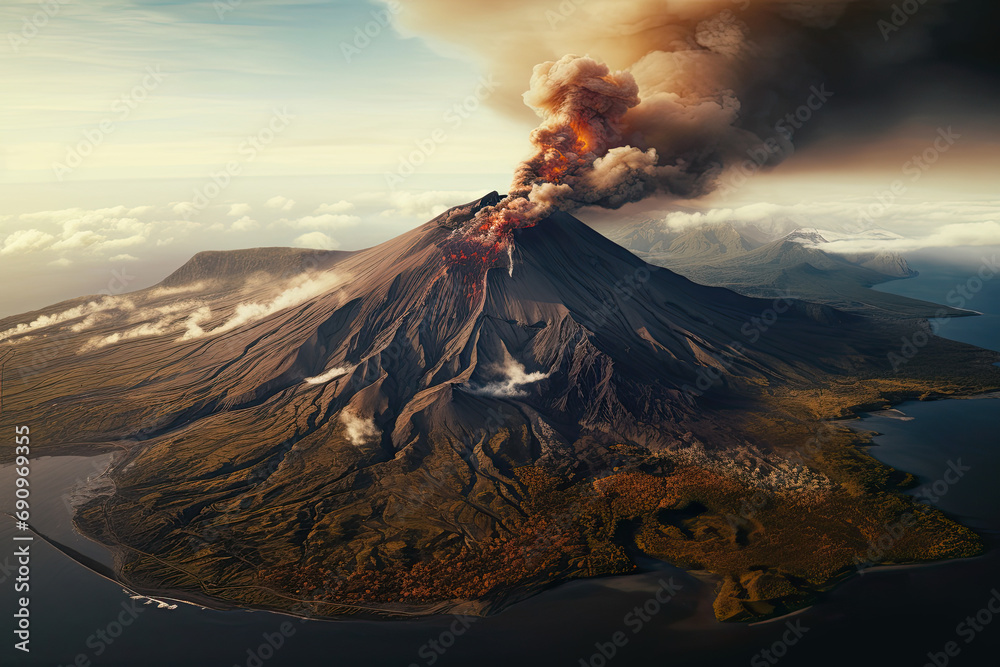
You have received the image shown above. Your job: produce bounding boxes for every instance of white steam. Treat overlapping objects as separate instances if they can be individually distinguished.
[75,271,346,352]
[0,296,135,342]
[304,365,352,385]
[340,410,380,446]
[469,359,550,398]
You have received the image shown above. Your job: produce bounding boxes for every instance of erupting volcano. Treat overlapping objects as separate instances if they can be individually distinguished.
[4,4,997,629]
[444,55,663,298]
[3,191,997,622]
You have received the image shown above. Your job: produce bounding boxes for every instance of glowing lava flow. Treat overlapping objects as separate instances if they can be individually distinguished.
[443,203,530,300]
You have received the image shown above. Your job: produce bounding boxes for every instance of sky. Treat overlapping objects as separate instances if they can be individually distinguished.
[1,0,998,316]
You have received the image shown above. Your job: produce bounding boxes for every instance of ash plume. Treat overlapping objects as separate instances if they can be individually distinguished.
[391,0,989,245]
[449,55,662,256]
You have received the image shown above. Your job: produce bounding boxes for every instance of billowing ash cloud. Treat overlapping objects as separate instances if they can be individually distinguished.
[391,0,985,240]
[448,56,667,251]
[512,56,658,207]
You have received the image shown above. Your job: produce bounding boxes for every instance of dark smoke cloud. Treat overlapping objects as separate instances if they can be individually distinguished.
[390,0,998,240]
[390,0,996,192]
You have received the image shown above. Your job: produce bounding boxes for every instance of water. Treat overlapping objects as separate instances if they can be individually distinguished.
[873,247,1000,354]
[2,256,999,667]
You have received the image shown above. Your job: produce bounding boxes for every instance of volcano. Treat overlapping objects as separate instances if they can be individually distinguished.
[3,195,998,621]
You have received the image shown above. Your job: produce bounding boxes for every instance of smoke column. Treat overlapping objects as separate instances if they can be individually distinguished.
[412,0,970,277]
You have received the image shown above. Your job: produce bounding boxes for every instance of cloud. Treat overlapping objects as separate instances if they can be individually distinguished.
[314,201,355,214]
[172,202,196,217]
[293,231,339,250]
[0,207,160,260]
[109,254,139,262]
[340,410,380,446]
[303,365,351,384]
[145,282,208,299]
[78,270,346,351]
[82,303,210,352]
[0,201,332,264]
[0,296,135,342]
[820,221,1000,254]
[0,229,56,255]
[265,195,296,211]
[651,199,1000,251]
[469,359,550,398]
[231,216,258,232]
[227,203,252,217]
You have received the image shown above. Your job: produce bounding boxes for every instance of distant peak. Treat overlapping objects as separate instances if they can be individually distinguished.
[782,228,828,245]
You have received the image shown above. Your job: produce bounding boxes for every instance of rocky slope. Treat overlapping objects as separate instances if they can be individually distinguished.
[2,198,998,622]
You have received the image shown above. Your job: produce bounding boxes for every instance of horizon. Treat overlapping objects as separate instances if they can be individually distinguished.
[3,0,1000,316]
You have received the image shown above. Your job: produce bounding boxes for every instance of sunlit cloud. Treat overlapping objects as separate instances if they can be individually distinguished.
[469,359,550,398]
[304,365,352,384]
[340,409,379,446]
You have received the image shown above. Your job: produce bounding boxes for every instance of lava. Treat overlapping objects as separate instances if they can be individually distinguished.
[440,55,643,301]
[443,202,532,300]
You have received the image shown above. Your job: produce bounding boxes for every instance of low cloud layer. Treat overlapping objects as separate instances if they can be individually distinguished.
[650,199,1000,253]
[817,221,1000,254]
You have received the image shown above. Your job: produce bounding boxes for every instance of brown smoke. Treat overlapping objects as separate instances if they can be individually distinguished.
[402,0,974,276]
[388,0,962,212]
